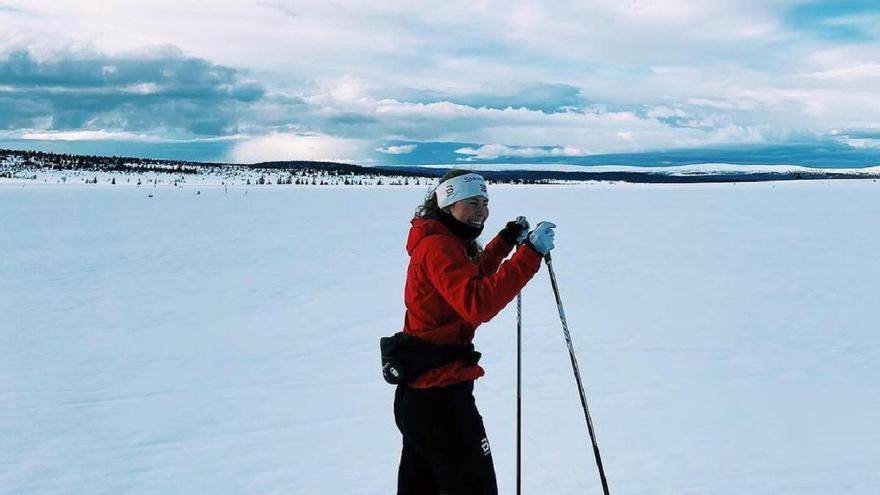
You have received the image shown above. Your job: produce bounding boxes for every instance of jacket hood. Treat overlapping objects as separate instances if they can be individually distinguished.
[406,217,457,255]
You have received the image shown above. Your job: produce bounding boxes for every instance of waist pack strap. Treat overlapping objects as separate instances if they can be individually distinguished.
[380,332,480,385]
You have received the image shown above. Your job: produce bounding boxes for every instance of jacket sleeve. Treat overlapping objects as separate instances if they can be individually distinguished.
[478,234,515,277]
[422,236,543,324]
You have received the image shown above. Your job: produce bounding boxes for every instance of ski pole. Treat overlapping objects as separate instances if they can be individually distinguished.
[516,291,522,495]
[544,253,611,495]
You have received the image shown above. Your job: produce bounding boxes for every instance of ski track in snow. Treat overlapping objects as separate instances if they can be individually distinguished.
[2,181,879,494]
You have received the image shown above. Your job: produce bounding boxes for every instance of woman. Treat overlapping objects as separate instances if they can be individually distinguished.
[394,169,556,495]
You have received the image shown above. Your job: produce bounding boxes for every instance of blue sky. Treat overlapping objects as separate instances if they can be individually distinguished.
[2,1,880,167]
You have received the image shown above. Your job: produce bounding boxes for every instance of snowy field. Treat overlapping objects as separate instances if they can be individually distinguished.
[2,181,879,495]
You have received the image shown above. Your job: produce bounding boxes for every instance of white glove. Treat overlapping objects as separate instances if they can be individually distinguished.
[527,221,556,255]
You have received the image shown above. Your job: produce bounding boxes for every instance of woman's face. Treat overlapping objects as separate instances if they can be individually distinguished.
[446,195,489,228]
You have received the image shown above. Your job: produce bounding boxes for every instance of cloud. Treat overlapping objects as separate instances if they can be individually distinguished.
[18,130,159,141]
[3,129,242,143]
[376,144,417,155]
[454,144,585,160]
[228,133,370,163]
[257,0,301,19]
[2,1,880,166]
[0,5,28,14]
[810,63,880,80]
[407,83,585,113]
[830,128,880,149]
[370,97,776,154]
[0,1,793,79]
[838,137,880,149]
[0,48,265,136]
[785,1,880,41]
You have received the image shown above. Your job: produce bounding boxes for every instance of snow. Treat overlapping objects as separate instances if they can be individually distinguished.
[2,181,879,494]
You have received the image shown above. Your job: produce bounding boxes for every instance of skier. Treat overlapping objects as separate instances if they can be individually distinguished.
[391,169,556,495]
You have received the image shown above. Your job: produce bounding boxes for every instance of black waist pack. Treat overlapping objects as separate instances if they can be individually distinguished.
[380,332,481,385]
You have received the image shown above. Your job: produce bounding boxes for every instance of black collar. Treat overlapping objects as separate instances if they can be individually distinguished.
[437,210,484,241]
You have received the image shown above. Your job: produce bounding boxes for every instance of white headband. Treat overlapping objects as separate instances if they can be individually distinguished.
[435,173,488,209]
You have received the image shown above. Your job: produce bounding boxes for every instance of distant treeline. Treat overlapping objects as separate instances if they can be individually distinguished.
[255,160,442,179]
[0,149,440,178]
[3,148,879,184]
[0,149,215,174]
[258,161,446,178]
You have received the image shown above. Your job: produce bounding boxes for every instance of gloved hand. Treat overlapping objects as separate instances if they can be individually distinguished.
[499,216,530,245]
[525,221,556,255]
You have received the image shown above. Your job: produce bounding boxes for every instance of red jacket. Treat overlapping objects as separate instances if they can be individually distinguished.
[403,217,543,388]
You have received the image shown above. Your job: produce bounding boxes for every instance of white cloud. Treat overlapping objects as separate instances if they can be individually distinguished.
[0,0,790,77]
[369,96,775,153]
[228,133,370,163]
[306,75,376,107]
[454,144,585,160]
[836,137,880,149]
[810,63,880,81]
[376,144,416,154]
[125,82,161,94]
[5,129,245,143]
[18,130,161,141]
[4,1,880,160]
[819,13,880,34]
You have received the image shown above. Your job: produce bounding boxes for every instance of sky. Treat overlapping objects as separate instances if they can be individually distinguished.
[2,0,880,166]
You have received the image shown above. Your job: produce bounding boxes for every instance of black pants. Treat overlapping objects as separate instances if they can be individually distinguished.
[394,381,498,495]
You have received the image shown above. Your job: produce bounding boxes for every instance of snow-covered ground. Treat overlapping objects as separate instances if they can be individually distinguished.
[2,181,879,494]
